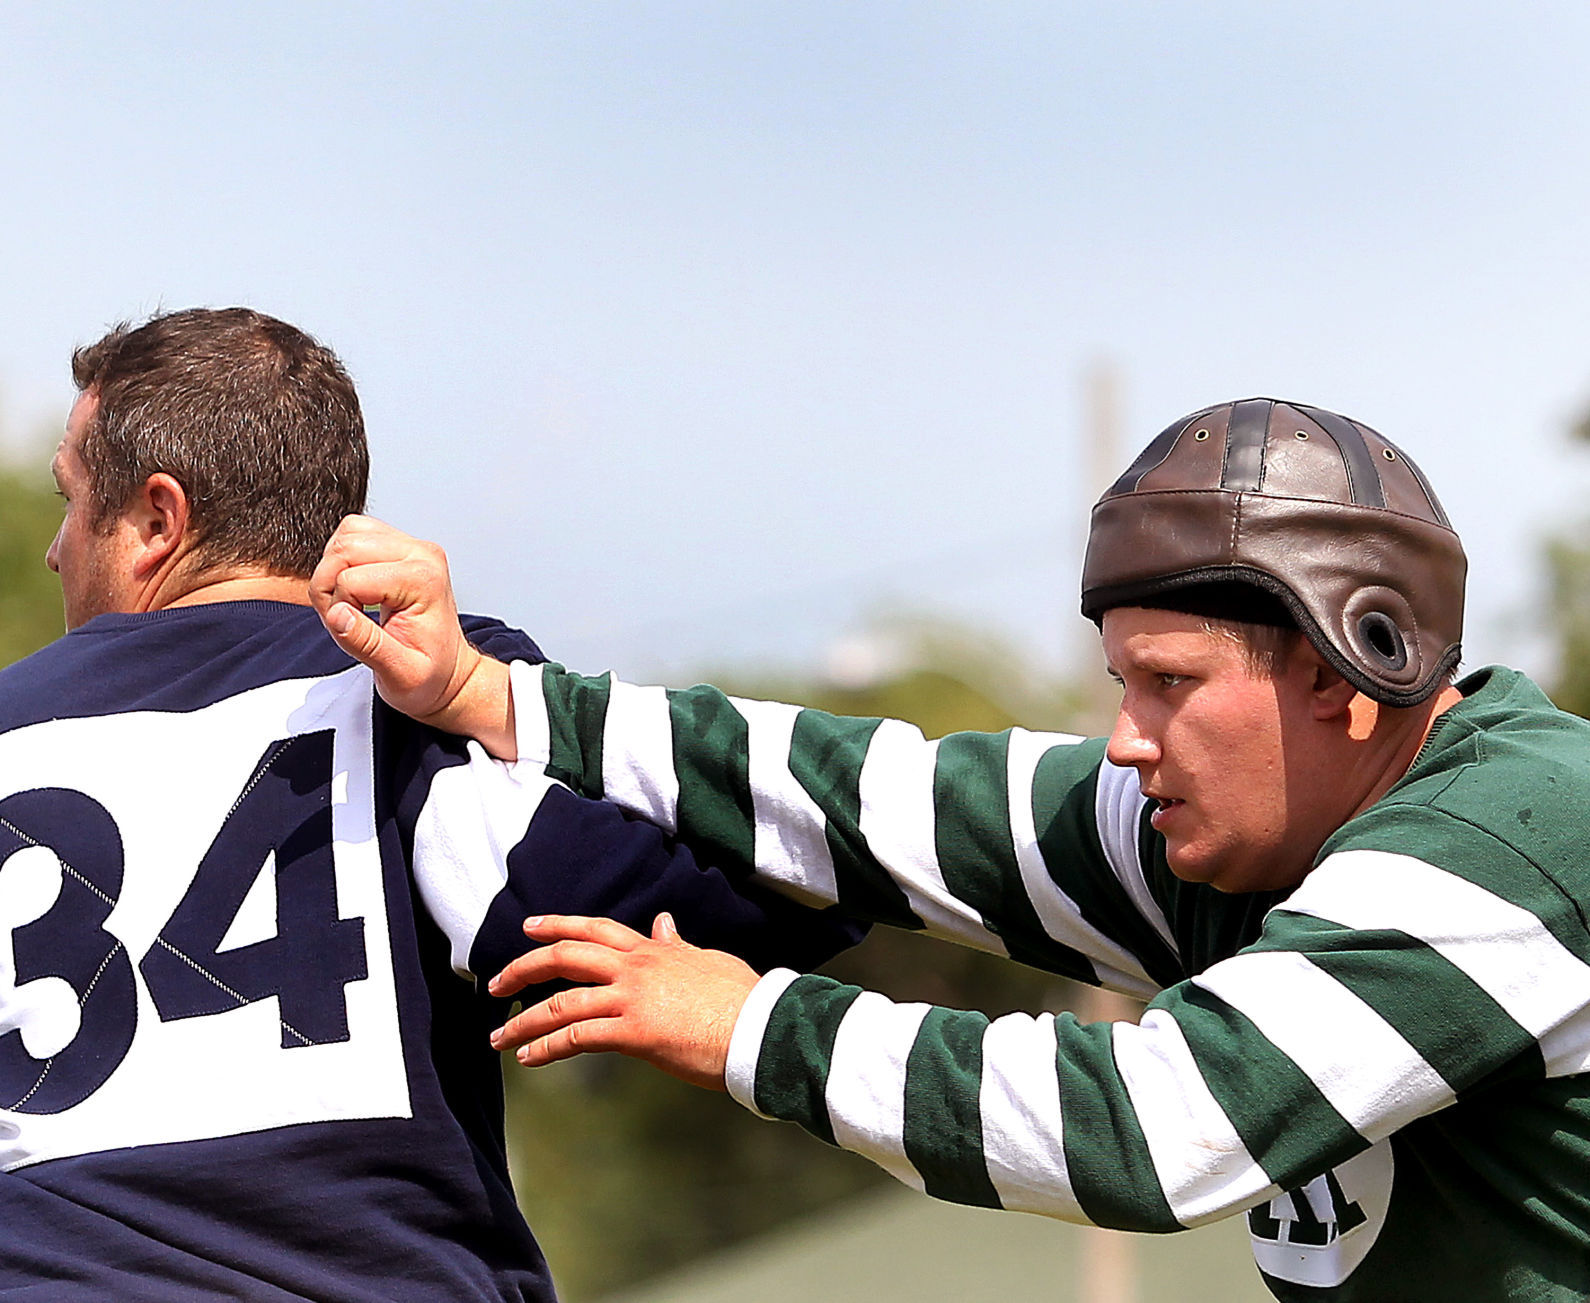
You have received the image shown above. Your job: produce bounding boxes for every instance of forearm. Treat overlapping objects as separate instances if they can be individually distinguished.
[427,653,516,760]
[511,661,1158,993]
[409,736,862,985]
[725,970,1228,1228]
[722,891,1522,1233]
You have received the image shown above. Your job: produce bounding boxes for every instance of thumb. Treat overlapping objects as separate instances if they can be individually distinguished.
[322,601,387,667]
[651,912,680,943]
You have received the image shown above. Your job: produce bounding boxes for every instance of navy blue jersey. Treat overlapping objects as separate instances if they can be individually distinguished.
[0,601,859,1301]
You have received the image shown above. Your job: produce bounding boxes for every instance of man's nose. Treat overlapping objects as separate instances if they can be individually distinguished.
[1106,702,1159,770]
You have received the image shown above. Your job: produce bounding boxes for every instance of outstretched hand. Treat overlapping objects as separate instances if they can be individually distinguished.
[488,914,760,1092]
[310,515,516,758]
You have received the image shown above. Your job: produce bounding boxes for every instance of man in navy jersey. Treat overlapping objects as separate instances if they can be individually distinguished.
[0,307,857,1302]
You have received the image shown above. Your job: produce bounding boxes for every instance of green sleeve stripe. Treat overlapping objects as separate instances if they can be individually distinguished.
[1166,982,1366,1190]
[788,710,921,929]
[902,1006,1002,1208]
[1249,912,1544,1095]
[754,975,863,1145]
[1056,1015,1181,1231]
[539,664,608,796]
[1034,751,1184,988]
[668,685,756,875]
[935,731,1098,984]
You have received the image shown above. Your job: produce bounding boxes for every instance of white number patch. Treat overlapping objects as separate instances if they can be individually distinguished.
[0,671,409,1170]
[1248,1141,1394,1287]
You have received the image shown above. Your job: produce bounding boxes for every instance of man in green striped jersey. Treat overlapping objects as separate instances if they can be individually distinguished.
[315,399,1590,1301]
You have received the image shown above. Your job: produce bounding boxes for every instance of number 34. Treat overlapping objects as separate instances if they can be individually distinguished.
[0,730,367,1115]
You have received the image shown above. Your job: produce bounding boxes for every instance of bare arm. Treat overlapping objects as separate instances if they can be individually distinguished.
[310,515,518,759]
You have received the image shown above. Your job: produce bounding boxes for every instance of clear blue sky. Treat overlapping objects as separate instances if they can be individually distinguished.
[4,2,1589,682]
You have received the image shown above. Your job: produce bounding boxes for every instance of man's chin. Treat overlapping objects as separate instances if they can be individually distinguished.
[1164,843,1244,892]
[1167,844,1312,895]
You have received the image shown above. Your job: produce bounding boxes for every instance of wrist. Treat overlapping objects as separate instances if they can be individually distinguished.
[423,653,517,760]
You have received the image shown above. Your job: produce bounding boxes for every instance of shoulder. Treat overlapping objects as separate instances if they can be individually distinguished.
[1318,737,1590,957]
[459,613,546,665]
[1343,666,1590,855]
[0,604,357,732]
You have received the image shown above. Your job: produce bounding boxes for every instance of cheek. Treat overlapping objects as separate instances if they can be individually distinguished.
[1176,711,1284,796]
[53,515,85,565]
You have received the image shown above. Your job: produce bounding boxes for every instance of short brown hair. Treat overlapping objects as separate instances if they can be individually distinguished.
[71,307,368,578]
[1200,617,1302,675]
[1133,582,1302,675]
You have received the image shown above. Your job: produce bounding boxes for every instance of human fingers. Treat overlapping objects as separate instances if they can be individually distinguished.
[318,513,435,563]
[507,937,753,1090]
[331,536,454,603]
[488,916,647,997]
[321,513,418,555]
[316,597,390,666]
[313,570,439,707]
[514,1017,627,1069]
[309,527,355,619]
[310,528,411,668]
[313,517,453,618]
[525,914,650,950]
[495,935,631,993]
[313,547,478,717]
[490,978,623,1053]
[318,560,438,622]
[311,515,399,600]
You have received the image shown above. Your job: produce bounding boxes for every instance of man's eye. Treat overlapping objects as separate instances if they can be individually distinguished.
[1157,673,1187,689]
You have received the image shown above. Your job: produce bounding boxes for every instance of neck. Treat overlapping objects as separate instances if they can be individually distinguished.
[159,571,310,611]
[1347,683,1464,818]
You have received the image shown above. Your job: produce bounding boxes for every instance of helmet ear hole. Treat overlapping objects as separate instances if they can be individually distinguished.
[1356,611,1408,672]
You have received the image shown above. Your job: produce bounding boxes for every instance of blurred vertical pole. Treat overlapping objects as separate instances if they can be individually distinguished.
[1075,360,1138,1303]
[1066,358,1126,726]
[1084,359,1123,504]
[1076,986,1140,1303]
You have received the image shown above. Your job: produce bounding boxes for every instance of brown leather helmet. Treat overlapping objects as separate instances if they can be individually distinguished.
[1080,397,1466,706]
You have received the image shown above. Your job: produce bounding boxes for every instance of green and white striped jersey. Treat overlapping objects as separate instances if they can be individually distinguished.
[511,661,1590,1301]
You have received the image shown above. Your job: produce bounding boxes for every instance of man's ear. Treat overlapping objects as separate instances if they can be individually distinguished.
[1308,657,1359,721]
[129,472,191,579]
[1287,635,1358,720]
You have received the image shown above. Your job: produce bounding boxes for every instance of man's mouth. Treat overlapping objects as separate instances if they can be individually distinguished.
[1148,796,1184,829]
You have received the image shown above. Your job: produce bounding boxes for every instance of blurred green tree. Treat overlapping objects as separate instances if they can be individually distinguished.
[1545,535,1590,717]
[0,454,65,667]
[1547,407,1590,717]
